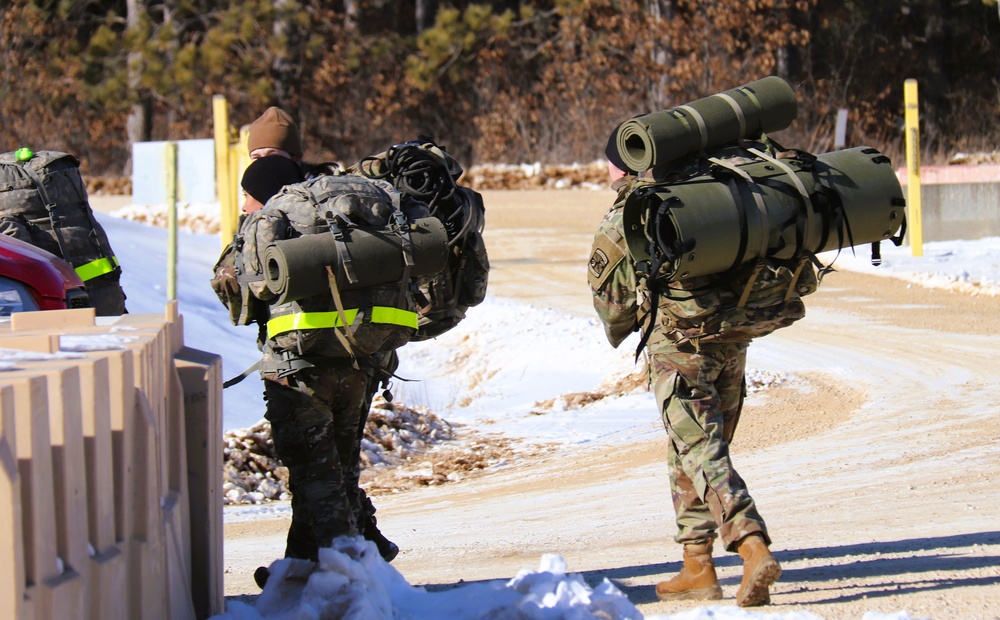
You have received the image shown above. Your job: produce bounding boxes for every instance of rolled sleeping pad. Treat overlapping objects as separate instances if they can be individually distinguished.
[263,216,449,305]
[616,76,798,173]
[622,146,905,282]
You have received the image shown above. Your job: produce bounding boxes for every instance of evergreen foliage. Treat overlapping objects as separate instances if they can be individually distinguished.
[1,0,997,175]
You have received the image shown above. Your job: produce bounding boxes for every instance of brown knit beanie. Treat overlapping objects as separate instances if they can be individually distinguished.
[247,106,303,159]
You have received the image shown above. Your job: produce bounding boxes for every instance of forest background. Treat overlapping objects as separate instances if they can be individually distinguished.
[2,0,999,180]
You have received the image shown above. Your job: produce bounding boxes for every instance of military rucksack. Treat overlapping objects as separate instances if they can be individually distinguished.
[0,149,126,315]
[235,173,449,370]
[638,257,818,350]
[352,139,489,340]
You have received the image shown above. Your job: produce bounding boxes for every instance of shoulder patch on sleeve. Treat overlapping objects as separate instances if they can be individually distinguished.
[588,227,627,290]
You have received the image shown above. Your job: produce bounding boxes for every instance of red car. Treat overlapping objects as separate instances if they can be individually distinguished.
[0,234,90,315]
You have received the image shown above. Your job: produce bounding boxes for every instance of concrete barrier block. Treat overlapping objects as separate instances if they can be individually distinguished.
[0,385,25,620]
[175,347,224,618]
[10,308,96,332]
[0,335,60,353]
[10,375,60,617]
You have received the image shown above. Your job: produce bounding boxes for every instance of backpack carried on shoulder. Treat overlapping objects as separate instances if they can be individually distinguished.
[0,149,126,315]
[236,173,450,368]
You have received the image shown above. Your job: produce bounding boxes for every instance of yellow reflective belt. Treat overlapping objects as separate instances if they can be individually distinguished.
[370,306,419,329]
[75,256,119,281]
[266,306,417,339]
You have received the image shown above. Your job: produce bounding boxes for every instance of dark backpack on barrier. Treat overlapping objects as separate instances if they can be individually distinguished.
[0,149,126,315]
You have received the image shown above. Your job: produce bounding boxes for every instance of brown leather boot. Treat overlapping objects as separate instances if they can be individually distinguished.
[655,541,723,601]
[735,533,782,607]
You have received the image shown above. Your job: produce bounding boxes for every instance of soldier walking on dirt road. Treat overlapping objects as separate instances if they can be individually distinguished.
[588,125,818,607]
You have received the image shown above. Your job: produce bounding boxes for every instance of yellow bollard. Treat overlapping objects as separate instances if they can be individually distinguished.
[903,79,923,257]
[164,142,178,301]
[213,95,237,248]
[238,125,251,183]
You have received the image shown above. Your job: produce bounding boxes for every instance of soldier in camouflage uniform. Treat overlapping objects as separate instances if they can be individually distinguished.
[589,130,817,607]
[211,155,402,589]
[241,109,401,564]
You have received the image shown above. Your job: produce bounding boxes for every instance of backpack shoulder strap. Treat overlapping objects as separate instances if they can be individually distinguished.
[17,159,72,261]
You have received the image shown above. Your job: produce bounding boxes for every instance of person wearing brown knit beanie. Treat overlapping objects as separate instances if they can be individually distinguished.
[236,110,403,581]
[247,106,304,161]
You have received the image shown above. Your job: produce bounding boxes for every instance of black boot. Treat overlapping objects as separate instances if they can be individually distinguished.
[363,515,399,562]
[254,566,270,589]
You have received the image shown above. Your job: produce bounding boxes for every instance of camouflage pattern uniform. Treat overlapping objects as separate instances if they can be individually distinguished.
[211,175,412,561]
[262,352,395,560]
[589,178,816,552]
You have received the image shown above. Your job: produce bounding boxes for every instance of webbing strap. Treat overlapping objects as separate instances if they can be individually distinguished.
[783,258,807,303]
[223,360,261,388]
[678,105,709,150]
[394,212,415,307]
[740,85,764,115]
[326,262,363,363]
[736,261,764,309]
[266,306,417,339]
[17,161,72,261]
[707,157,769,262]
[708,156,770,310]
[75,255,119,281]
[747,147,815,252]
[715,93,747,139]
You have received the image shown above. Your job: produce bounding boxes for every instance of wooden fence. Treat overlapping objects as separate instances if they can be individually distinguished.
[0,302,223,619]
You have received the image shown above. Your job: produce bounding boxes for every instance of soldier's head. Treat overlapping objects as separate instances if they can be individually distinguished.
[605,122,638,181]
[240,155,304,214]
[247,106,303,162]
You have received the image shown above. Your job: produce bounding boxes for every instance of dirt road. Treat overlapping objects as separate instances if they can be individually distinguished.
[224,190,1000,619]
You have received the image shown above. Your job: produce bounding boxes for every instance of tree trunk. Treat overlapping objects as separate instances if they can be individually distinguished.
[272,0,302,119]
[646,0,673,110]
[921,0,952,143]
[416,0,437,33]
[343,0,358,31]
[125,0,151,176]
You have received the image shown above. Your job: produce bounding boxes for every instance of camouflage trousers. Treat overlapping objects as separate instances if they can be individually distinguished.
[263,364,380,561]
[648,341,770,552]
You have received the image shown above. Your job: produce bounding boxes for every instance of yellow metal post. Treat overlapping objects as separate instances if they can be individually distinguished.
[238,125,251,183]
[165,142,178,301]
[213,95,237,248]
[903,79,923,257]
[229,138,241,224]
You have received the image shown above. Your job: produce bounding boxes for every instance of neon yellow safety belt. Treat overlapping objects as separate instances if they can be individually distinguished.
[369,306,419,329]
[75,256,119,281]
[267,306,417,339]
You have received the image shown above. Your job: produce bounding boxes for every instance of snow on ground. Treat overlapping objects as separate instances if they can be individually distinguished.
[92,210,991,620]
[816,238,1000,297]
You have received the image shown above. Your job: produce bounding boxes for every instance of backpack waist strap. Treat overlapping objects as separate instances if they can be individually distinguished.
[266,306,418,339]
[75,255,120,281]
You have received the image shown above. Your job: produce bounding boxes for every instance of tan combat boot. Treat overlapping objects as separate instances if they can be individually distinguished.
[735,533,782,607]
[655,541,723,601]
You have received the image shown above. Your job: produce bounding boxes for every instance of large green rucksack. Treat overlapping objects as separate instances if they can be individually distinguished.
[231,173,450,375]
[611,138,903,352]
[0,149,126,315]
